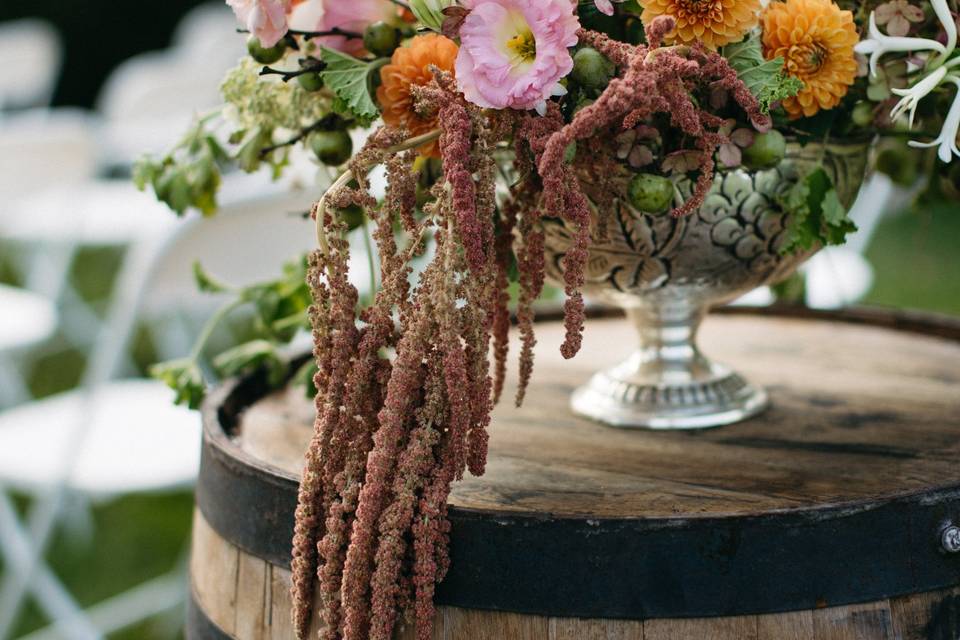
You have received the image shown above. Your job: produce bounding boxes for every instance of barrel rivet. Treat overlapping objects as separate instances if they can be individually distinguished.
[942,525,960,553]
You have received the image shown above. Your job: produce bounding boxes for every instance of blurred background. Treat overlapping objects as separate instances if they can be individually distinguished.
[0,2,958,639]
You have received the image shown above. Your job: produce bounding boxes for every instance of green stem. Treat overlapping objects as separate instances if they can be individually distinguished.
[189,299,245,361]
[272,310,310,333]
[361,215,378,296]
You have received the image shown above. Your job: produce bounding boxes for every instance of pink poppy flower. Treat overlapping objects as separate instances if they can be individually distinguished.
[310,0,397,53]
[455,0,580,114]
[227,0,291,48]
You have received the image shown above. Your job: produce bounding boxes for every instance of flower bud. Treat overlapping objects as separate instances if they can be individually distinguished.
[410,0,457,32]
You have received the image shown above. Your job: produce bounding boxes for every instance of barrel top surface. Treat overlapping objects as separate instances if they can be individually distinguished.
[233,308,960,521]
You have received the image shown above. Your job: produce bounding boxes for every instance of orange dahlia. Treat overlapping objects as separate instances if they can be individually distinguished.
[377,34,458,158]
[639,0,760,49]
[762,0,859,119]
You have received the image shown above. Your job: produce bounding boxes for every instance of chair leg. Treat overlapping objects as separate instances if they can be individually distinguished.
[0,493,101,640]
[15,571,185,640]
[0,356,31,410]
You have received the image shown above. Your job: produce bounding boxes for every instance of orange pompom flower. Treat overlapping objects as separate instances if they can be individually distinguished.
[377,34,458,158]
[639,0,761,49]
[762,0,859,118]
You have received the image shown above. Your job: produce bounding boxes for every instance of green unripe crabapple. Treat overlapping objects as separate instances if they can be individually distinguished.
[741,130,787,170]
[628,173,674,214]
[310,131,353,166]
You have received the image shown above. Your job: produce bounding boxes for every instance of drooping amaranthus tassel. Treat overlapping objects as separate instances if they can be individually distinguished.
[293,39,772,640]
[292,232,359,639]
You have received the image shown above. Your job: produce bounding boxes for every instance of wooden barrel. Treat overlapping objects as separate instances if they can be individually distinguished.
[187,307,960,640]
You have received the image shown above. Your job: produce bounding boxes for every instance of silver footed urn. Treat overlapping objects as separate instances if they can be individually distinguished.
[542,139,871,429]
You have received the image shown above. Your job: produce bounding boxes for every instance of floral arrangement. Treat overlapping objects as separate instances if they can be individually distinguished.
[137,0,960,638]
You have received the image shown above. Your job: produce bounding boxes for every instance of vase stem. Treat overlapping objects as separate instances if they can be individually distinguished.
[571,304,768,430]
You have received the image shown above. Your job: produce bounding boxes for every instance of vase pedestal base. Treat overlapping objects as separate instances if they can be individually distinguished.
[570,360,769,430]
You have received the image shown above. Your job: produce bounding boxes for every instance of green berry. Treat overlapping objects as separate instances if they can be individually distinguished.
[851,101,874,127]
[627,173,674,214]
[571,47,615,94]
[338,204,366,231]
[297,71,324,92]
[741,130,787,170]
[363,21,400,57]
[310,130,353,166]
[247,36,286,64]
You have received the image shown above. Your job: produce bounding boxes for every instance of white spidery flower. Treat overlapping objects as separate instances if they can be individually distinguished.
[855,0,960,162]
[908,74,960,162]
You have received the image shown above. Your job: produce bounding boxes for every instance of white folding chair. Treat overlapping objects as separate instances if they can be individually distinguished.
[96,16,239,170]
[0,176,328,639]
[2,180,179,372]
[0,20,62,111]
[172,2,245,63]
[0,285,57,408]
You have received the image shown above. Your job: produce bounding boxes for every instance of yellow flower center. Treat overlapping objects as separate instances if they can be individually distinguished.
[507,29,537,63]
[674,0,724,23]
[786,41,829,78]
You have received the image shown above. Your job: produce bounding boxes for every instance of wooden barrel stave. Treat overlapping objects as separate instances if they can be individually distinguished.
[187,308,960,640]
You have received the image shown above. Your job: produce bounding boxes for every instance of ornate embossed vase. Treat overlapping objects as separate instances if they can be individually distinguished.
[542,139,871,429]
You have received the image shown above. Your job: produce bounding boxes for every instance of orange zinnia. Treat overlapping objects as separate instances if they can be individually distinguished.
[639,0,760,49]
[762,0,859,119]
[377,34,458,158]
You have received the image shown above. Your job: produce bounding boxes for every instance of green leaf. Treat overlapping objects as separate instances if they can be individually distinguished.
[132,158,160,191]
[193,262,230,294]
[150,359,206,409]
[723,35,803,114]
[778,168,856,253]
[319,47,380,122]
[293,359,319,399]
[212,340,280,378]
[236,126,272,173]
[820,187,856,244]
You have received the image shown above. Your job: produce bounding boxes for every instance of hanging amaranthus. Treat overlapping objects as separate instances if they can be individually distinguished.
[292,19,765,640]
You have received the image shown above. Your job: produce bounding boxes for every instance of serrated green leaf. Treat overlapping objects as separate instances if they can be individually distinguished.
[778,168,856,253]
[723,35,803,114]
[150,358,206,409]
[319,47,380,121]
[132,158,160,191]
[236,126,272,173]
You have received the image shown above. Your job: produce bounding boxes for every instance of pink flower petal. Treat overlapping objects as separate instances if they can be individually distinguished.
[227,0,291,47]
[730,128,755,147]
[718,143,742,168]
[886,14,911,36]
[594,0,615,15]
[455,0,580,112]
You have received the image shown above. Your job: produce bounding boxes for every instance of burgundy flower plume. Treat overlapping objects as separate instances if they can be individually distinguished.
[291,36,767,640]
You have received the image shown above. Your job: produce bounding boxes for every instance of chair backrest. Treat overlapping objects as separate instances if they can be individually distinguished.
[0,19,62,110]
[144,177,325,318]
[95,46,234,164]
[0,109,98,207]
[173,2,246,64]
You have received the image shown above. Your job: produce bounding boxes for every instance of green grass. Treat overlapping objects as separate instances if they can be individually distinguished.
[0,199,957,639]
[863,200,960,315]
[3,492,193,639]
